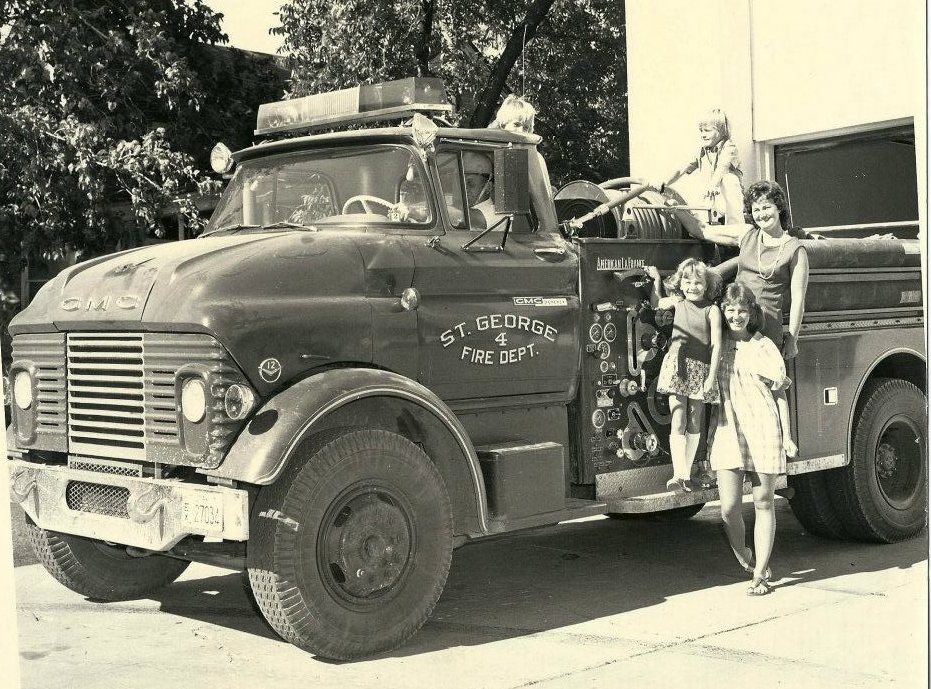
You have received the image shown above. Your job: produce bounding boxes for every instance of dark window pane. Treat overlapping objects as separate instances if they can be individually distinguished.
[774,126,917,232]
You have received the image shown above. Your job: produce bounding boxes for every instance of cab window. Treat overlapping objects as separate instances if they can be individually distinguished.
[436,148,534,233]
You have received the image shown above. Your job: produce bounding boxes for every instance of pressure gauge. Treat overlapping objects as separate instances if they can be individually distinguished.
[591,409,606,430]
[603,322,617,342]
[588,323,603,342]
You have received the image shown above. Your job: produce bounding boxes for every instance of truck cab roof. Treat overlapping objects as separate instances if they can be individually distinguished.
[234,125,543,162]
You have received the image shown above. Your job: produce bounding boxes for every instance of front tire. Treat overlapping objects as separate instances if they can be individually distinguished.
[247,429,453,660]
[27,523,190,600]
[829,379,927,542]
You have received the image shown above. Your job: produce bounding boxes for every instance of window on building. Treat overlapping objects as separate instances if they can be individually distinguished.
[773,124,918,237]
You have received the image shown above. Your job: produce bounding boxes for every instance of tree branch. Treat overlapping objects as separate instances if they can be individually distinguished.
[468,0,557,127]
[415,0,436,76]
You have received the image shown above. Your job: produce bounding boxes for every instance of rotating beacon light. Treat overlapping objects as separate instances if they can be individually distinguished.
[255,78,453,136]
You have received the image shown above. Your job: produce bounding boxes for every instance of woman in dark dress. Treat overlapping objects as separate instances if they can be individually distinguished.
[668,180,809,358]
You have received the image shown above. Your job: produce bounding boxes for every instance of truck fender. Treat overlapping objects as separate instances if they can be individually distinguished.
[204,367,489,533]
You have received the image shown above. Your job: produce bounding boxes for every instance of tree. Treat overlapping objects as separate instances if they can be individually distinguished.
[274,0,628,186]
[0,1,287,262]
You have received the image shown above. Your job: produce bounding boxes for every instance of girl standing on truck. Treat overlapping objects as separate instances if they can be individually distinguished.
[656,108,744,224]
[646,259,722,492]
[666,180,810,360]
[711,283,797,596]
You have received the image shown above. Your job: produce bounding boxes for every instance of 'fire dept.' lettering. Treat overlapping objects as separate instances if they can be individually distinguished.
[440,313,559,366]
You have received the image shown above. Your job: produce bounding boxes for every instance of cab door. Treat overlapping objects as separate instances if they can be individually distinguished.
[408,144,580,403]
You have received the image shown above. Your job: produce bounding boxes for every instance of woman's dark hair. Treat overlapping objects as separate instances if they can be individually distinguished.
[720,282,764,334]
[743,180,807,237]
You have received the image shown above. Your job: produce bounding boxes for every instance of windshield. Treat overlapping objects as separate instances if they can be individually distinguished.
[206,145,433,234]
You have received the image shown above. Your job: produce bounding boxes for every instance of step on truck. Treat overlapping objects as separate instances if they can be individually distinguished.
[6,78,926,660]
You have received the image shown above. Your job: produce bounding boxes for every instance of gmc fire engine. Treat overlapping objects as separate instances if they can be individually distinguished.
[6,79,926,660]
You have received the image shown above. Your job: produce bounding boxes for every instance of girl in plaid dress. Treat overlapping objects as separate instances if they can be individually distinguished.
[711,283,796,595]
[646,259,722,493]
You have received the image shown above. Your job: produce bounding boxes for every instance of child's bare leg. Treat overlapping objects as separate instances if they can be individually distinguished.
[685,399,708,486]
[751,473,779,586]
[717,469,750,569]
[720,172,744,225]
[774,389,797,457]
[667,395,690,490]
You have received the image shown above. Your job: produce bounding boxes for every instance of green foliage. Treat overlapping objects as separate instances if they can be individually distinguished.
[275,0,628,186]
[0,0,285,269]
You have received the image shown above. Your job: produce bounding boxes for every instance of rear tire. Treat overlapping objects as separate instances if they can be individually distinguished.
[787,471,850,539]
[828,378,927,542]
[27,523,189,600]
[247,428,453,660]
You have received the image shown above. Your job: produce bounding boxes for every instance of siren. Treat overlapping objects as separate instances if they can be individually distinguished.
[255,77,453,136]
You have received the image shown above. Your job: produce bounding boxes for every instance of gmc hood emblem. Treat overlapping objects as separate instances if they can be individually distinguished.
[61,294,141,312]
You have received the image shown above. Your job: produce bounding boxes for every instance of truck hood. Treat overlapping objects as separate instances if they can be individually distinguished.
[10,232,368,333]
[9,230,415,391]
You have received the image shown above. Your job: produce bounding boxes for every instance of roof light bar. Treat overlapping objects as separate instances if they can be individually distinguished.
[255,77,453,136]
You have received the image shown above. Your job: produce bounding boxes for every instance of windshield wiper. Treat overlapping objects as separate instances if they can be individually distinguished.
[261,221,318,231]
[203,223,261,236]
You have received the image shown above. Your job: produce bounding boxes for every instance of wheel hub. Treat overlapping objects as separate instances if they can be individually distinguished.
[323,490,412,600]
[875,442,898,479]
[873,418,924,510]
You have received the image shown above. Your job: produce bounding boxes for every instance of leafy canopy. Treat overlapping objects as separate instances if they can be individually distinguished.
[0,0,283,263]
[275,0,628,186]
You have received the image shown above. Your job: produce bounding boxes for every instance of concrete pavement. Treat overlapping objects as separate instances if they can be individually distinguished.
[9,499,928,689]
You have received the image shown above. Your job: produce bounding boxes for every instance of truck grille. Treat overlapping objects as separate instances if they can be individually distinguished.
[66,481,130,518]
[11,333,67,452]
[62,332,235,466]
[67,333,147,461]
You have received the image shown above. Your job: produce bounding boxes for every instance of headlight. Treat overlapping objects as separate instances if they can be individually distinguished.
[224,384,256,420]
[181,378,206,423]
[13,371,33,410]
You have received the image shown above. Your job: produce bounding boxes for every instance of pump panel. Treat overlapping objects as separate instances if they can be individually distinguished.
[572,238,714,484]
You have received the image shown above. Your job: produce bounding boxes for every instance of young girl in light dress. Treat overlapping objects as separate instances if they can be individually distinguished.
[659,108,744,224]
[646,258,722,493]
[711,283,797,596]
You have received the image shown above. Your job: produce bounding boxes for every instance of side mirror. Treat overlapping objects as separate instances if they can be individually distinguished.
[493,148,530,215]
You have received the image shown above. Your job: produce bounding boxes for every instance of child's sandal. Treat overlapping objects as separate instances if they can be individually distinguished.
[665,477,692,493]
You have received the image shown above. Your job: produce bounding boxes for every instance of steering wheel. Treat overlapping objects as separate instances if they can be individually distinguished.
[342,195,395,215]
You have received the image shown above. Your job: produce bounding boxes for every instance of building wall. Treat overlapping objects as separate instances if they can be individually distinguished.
[626,0,925,186]
[750,0,923,143]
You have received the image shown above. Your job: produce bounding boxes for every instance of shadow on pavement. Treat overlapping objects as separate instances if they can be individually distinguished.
[134,499,926,660]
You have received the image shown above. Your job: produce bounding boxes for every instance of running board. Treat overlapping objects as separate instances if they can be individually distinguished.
[486,497,607,534]
[602,475,788,514]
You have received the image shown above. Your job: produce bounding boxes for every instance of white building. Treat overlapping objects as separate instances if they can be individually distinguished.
[625,0,924,238]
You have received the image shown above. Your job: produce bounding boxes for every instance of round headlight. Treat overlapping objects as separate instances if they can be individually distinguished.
[181,378,207,423]
[224,384,255,421]
[13,371,33,410]
[210,142,233,174]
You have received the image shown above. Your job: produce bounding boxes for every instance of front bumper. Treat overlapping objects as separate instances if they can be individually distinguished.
[8,459,249,551]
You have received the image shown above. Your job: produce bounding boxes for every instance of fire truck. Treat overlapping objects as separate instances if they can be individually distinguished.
[6,79,926,660]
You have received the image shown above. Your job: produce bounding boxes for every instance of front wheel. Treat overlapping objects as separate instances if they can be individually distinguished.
[247,429,453,660]
[829,378,927,543]
[27,523,189,600]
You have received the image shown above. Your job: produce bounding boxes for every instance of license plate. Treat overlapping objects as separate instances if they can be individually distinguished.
[180,491,224,533]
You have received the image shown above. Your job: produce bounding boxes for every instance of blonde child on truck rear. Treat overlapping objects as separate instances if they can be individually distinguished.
[659,108,743,224]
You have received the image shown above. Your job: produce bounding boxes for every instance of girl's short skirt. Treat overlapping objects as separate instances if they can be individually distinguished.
[656,343,720,403]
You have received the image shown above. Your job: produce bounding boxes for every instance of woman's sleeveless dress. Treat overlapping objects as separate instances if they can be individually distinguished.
[735,227,803,347]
